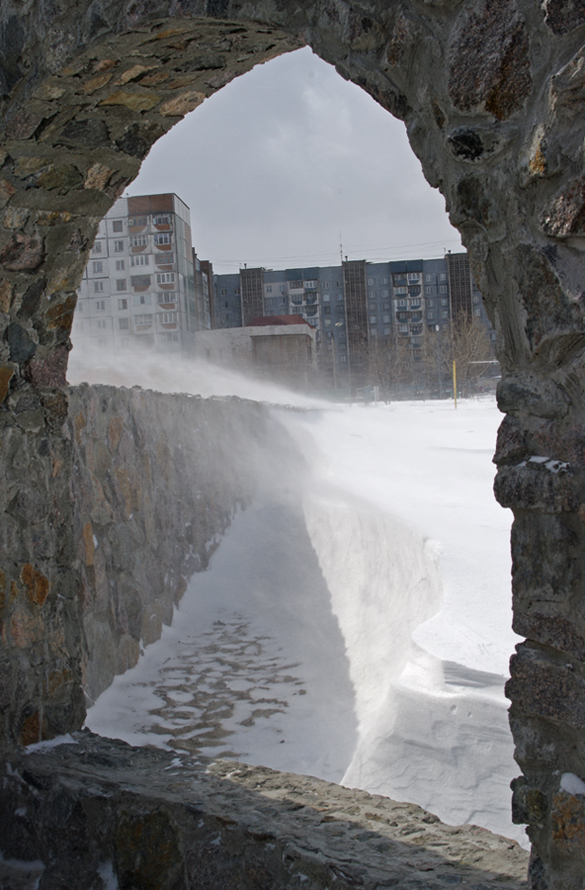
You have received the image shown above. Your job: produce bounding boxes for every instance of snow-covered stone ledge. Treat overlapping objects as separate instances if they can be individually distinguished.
[0,732,528,890]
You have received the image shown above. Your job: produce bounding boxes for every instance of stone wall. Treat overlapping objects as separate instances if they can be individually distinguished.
[70,384,271,703]
[2,0,585,884]
[0,732,529,890]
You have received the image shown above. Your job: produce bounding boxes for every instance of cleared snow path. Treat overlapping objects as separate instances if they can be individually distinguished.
[87,396,526,847]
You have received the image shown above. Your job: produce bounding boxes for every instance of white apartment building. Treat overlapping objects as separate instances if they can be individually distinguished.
[72,194,205,355]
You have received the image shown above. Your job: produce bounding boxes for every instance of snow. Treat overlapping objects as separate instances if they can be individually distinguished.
[560,773,585,796]
[76,350,524,846]
[24,734,79,754]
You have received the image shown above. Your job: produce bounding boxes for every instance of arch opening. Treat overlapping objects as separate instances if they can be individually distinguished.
[3,3,585,885]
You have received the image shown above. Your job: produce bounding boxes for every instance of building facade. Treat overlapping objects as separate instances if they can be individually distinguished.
[213,252,494,391]
[72,194,211,355]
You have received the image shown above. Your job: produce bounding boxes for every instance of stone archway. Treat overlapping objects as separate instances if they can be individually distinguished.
[2,1,585,885]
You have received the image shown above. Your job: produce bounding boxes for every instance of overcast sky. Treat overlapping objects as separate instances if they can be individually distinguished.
[129,47,462,275]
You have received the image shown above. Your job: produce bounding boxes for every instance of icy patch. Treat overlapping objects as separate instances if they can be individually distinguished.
[98,861,119,889]
[519,455,570,474]
[24,734,78,754]
[0,853,44,890]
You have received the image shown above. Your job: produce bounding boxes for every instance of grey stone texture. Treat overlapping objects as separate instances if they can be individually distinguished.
[1,0,585,884]
[70,384,272,703]
[0,732,529,890]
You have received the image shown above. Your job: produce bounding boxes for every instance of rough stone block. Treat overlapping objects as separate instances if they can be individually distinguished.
[507,643,585,730]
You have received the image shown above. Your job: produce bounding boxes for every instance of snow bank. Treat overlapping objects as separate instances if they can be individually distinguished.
[82,350,524,846]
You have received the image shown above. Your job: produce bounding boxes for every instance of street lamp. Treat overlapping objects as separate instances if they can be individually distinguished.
[330,321,344,392]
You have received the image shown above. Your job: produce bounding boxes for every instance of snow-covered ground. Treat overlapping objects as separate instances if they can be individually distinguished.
[72,352,523,846]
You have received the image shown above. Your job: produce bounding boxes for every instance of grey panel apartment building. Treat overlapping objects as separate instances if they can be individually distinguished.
[73,194,211,355]
[212,253,493,384]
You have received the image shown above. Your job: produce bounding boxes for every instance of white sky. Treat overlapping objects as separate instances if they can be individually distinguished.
[129,47,463,274]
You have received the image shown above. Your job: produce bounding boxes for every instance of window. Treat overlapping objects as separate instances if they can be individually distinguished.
[135,314,153,325]
[339,342,347,351]
[323,306,331,315]
[153,214,171,226]
[305,280,316,289]
[114,240,124,252]
[381,289,389,297]
[130,254,149,266]
[339,355,347,363]
[337,293,344,301]
[92,261,103,273]
[473,295,481,304]
[426,286,436,295]
[323,293,330,302]
[289,280,303,290]
[383,326,390,335]
[234,287,240,295]
[133,294,152,306]
[474,307,481,316]
[397,299,407,308]
[154,233,172,245]
[221,301,229,309]
[116,279,127,291]
[439,285,448,293]
[383,301,391,310]
[369,302,376,310]
[131,275,151,289]
[112,220,123,232]
[394,286,408,294]
[425,274,432,282]
[94,281,104,293]
[92,242,102,254]
[115,260,125,271]
[322,281,329,288]
[324,318,331,326]
[408,273,420,282]
[157,292,176,305]
[155,252,174,266]
[399,324,409,332]
[381,277,388,285]
[266,285,272,293]
[439,273,447,281]
[383,314,390,323]
[220,289,227,296]
[370,315,377,324]
[96,319,107,330]
[339,331,346,339]
[118,317,129,330]
[118,298,128,310]
[159,311,177,324]
[427,311,434,320]
[441,298,448,306]
[156,272,175,284]
[367,278,375,286]
[131,235,148,247]
[279,285,286,294]
[128,215,148,226]
[95,300,105,311]
[336,305,344,315]
[427,298,435,307]
[442,310,449,318]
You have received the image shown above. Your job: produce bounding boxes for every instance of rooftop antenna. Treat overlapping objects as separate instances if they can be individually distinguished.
[339,233,343,265]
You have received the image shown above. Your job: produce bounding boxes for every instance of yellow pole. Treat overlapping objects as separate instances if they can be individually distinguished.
[453,360,457,409]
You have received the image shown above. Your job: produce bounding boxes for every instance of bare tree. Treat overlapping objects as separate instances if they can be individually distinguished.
[428,316,496,397]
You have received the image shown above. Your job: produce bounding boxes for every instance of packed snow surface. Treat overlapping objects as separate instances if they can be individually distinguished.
[77,354,523,846]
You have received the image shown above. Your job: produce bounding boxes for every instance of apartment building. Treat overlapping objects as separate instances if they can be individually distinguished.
[72,194,211,355]
[212,252,493,388]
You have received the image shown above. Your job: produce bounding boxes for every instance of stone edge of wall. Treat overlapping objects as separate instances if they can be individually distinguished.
[70,383,275,703]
